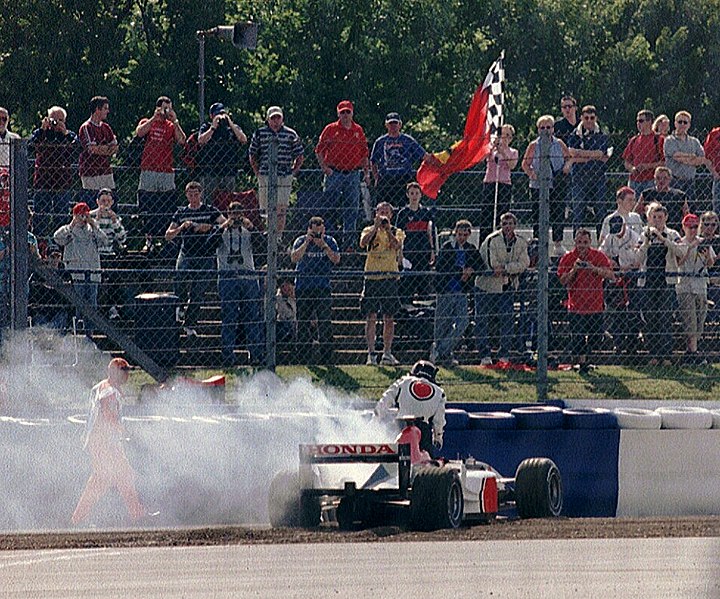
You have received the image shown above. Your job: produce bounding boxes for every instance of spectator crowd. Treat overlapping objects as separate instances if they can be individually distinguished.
[2,93,720,369]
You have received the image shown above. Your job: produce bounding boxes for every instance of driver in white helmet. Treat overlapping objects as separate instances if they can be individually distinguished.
[374,360,446,454]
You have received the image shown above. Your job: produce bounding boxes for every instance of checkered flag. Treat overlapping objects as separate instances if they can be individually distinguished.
[483,50,505,138]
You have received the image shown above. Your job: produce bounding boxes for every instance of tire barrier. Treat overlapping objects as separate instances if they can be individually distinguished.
[444,408,470,430]
[467,411,517,430]
[656,406,713,430]
[562,408,618,429]
[510,406,564,430]
[613,408,662,430]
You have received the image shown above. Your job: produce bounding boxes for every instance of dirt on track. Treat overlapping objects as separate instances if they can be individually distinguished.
[4,517,720,551]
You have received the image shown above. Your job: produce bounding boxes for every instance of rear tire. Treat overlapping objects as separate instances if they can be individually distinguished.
[514,457,563,518]
[409,466,464,531]
[268,471,301,527]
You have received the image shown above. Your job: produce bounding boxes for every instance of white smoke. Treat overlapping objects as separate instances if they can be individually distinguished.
[0,328,397,531]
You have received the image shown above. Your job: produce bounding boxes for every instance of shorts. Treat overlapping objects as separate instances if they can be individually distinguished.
[360,278,401,316]
[81,174,115,190]
[139,170,176,192]
[258,174,293,210]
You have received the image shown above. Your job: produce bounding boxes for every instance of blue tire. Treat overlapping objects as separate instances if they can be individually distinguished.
[510,406,564,429]
[562,408,618,429]
[468,411,517,430]
[444,408,470,430]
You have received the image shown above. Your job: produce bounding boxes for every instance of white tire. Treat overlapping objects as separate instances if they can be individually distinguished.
[613,408,662,429]
[656,406,713,430]
[711,409,720,429]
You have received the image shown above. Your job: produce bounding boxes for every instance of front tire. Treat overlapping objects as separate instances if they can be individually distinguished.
[514,457,563,518]
[409,466,464,531]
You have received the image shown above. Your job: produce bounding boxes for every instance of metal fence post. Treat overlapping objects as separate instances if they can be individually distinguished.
[264,137,279,371]
[9,138,29,332]
[536,132,551,401]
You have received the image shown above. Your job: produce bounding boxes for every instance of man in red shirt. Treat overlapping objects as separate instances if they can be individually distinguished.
[78,96,118,204]
[135,96,187,250]
[703,125,720,214]
[623,109,665,195]
[557,228,614,372]
[71,357,147,525]
[315,100,371,251]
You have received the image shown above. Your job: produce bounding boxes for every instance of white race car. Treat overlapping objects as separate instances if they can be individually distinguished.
[268,419,563,530]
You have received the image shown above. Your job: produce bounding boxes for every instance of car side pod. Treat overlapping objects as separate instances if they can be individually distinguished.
[513,457,563,518]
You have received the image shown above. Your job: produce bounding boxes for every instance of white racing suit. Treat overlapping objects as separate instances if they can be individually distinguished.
[375,374,446,454]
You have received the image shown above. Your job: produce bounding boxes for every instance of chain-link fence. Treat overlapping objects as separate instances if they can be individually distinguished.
[4,121,720,397]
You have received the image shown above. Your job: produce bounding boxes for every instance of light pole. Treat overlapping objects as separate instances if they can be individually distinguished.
[196,22,258,127]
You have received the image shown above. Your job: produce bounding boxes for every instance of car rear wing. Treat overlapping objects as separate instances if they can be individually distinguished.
[299,443,411,497]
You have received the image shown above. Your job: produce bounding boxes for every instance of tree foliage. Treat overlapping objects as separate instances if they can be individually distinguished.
[1,0,720,143]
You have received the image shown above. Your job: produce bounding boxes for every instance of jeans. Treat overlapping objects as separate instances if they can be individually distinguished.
[571,175,607,232]
[474,289,514,358]
[174,255,216,328]
[218,272,264,362]
[296,286,333,362]
[628,179,654,195]
[72,279,99,334]
[32,190,74,239]
[433,292,469,358]
[323,170,361,249]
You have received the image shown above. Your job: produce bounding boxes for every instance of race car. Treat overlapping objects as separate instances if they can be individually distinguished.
[268,418,563,531]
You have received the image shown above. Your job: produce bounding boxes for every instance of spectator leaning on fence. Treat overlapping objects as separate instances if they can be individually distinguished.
[557,228,614,373]
[0,107,20,169]
[29,106,79,241]
[702,123,720,215]
[394,181,435,304]
[53,202,108,333]
[370,112,432,206]
[676,213,715,363]
[135,95,187,252]
[215,201,264,367]
[290,215,340,364]
[197,102,247,209]
[316,100,371,252]
[430,219,479,368]
[359,201,404,366]
[599,214,642,354]
[77,96,118,203]
[475,212,529,366]
[636,202,684,365]
[622,109,665,195]
[663,110,711,207]
[522,115,570,255]
[248,106,304,238]
[165,181,226,339]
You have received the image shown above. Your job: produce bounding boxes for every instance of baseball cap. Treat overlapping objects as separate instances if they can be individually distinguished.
[682,213,700,227]
[385,112,401,123]
[72,202,90,215]
[209,102,226,117]
[608,214,624,234]
[336,100,354,113]
[47,244,62,256]
[108,357,131,371]
[266,106,283,119]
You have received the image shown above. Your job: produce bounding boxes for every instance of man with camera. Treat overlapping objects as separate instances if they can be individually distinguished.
[165,181,226,338]
[557,228,614,373]
[135,96,186,251]
[290,216,340,364]
[53,202,108,333]
[29,105,79,241]
[197,102,247,208]
[359,202,405,365]
[215,201,264,367]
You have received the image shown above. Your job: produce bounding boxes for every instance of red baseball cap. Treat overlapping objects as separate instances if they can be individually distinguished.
[682,213,700,227]
[72,202,90,215]
[109,357,131,371]
[336,100,354,113]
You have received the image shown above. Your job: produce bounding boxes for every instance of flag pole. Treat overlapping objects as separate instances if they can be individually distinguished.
[492,51,505,232]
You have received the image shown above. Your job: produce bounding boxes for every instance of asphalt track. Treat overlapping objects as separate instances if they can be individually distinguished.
[2,537,719,598]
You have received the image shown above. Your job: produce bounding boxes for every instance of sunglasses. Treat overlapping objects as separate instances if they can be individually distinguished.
[686,224,699,229]
[582,115,597,120]
[636,118,647,123]
[676,120,689,125]
[539,125,553,130]
[561,104,575,109]
[339,110,351,115]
